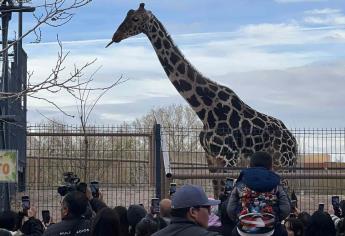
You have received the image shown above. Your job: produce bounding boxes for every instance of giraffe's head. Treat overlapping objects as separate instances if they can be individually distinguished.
[106,3,150,47]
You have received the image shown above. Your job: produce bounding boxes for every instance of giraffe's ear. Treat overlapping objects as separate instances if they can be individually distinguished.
[139,3,145,10]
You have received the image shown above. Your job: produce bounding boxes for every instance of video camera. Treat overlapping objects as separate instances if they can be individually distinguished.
[57,172,87,196]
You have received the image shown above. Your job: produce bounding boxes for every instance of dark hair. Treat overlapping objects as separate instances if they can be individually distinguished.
[297,211,311,229]
[91,207,121,236]
[171,207,190,218]
[135,217,158,236]
[305,211,336,236]
[250,151,272,169]
[114,206,129,235]
[62,191,88,217]
[0,211,17,231]
[285,218,304,236]
[127,204,147,236]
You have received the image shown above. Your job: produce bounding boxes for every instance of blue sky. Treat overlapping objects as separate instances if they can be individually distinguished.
[13,0,345,127]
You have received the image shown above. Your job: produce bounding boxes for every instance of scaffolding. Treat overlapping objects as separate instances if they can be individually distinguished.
[0,0,35,211]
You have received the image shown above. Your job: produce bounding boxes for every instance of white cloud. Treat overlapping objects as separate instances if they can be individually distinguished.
[304,8,342,15]
[100,112,134,122]
[304,15,345,25]
[303,8,345,25]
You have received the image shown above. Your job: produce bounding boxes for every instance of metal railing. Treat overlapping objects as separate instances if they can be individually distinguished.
[9,125,345,218]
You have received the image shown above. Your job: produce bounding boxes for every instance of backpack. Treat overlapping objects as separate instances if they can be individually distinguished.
[237,185,278,235]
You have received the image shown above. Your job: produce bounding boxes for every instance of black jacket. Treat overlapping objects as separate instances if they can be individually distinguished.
[42,217,91,236]
[151,217,222,236]
[21,217,44,236]
[89,198,107,214]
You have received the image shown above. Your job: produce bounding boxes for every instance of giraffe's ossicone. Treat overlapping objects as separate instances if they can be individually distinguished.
[107,3,298,197]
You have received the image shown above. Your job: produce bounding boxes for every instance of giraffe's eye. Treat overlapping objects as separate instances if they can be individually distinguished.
[132,17,139,22]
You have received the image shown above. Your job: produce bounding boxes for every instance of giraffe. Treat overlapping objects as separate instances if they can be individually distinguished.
[107,3,298,196]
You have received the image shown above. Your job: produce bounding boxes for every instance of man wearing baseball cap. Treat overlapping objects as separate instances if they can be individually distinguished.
[152,184,222,236]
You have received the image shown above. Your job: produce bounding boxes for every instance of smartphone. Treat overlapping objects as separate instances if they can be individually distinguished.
[21,196,30,210]
[291,200,297,209]
[318,203,324,212]
[332,196,340,206]
[225,178,234,192]
[151,198,160,214]
[169,183,177,196]
[90,181,100,198]
[42,210,50,224]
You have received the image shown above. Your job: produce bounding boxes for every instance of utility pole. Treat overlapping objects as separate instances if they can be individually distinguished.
[0,0,35,211]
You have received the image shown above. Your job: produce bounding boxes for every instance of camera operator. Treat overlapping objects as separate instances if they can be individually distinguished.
[57,172,106,219]
[42,191,91,236]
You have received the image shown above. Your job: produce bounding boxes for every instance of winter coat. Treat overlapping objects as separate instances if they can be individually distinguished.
[151,217,222,236]
[42,217,91,236]
[227,167,290,222]
[21,218,44,236]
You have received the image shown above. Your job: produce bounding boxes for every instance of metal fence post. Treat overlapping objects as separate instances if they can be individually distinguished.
[154,123,162,199]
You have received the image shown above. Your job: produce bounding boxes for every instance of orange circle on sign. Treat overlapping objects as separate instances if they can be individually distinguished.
[2,163,10,175]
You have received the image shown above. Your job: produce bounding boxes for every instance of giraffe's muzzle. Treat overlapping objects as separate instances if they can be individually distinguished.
[106,32,123,48]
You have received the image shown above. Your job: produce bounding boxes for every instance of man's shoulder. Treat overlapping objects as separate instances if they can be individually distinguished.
[43,218,91,235]
[152,223,221,236]
[42,222,61,235]
[183,225,221,235]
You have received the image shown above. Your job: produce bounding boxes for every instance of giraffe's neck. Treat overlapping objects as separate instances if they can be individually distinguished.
[144,14,220,125]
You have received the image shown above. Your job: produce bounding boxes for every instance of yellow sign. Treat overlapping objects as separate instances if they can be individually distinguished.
[0,150,17,183]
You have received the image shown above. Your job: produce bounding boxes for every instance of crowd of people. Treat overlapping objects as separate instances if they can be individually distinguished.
[0,151,344,236]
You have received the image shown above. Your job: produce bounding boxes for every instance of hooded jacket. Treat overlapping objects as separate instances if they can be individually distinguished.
[227,167,290,222]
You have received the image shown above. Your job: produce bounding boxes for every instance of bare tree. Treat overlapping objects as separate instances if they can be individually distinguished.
[67,69,127,180]
[0,0,94,100]
[133,104,203,152]
[1,37,99,116]
[1,0,92,53]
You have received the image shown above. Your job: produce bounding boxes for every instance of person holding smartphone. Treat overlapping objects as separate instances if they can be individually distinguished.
[42,191,91,236]
[17,196,44,236]
[329,197,345,236]
[20,206,45,236]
